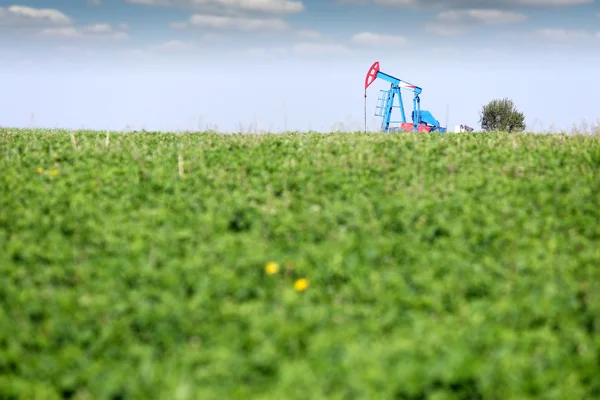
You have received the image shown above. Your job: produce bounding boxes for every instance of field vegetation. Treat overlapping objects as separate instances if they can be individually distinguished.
[1,128,599,399]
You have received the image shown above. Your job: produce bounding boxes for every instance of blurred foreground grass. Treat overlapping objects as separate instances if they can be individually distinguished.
[0,128,599,399]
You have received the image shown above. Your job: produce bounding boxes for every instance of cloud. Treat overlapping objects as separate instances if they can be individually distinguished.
[0,5,72,26]
[515,0,591,4]
[292,42,352,55]
[496,27,600,44]
[232,46,269,57]
[425,8,526,36]
[125,0,304,14]
[132,0,304,35]
[0,5,128,42]
[173,14,288,30]
[535,28,600,40]
[424,24,466,36]
[87,0,103,5]
[351,32,407,46]
[39,27,80,38]
[337,0,591,8]
[148,39,199,52]
[230,42,352,58]
[39,23,129,40]
[200,32,225,41]
[84,24,113,33]
[436,9,527,23]
[126,0,174,4]
[296,29,323,40]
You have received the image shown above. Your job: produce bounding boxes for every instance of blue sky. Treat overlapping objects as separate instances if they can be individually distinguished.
[1,0,599,132]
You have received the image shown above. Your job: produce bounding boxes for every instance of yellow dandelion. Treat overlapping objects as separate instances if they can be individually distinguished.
[36,167,43,174]
[50,169,59,176]
[265,261,279,275]
[294,278,310,292]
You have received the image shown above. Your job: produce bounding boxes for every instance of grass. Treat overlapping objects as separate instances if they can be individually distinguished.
[1,128,599,399]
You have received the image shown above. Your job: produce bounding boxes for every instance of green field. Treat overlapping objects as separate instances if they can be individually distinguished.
[1,128,599,399]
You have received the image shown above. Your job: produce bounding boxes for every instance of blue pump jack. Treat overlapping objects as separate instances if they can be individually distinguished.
[365,62,446,133]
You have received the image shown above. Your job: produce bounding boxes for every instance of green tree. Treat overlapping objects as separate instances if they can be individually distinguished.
[479,98,526,132]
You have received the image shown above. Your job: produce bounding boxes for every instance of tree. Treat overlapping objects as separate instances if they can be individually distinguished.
[479,98,526,132]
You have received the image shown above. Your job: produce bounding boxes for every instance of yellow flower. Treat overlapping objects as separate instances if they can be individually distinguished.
[50,169,59,176]
[36,167,43,174]
[265,261,279,275]
[294,278,309,292]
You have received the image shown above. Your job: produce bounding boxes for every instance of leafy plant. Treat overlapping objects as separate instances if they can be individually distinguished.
[479,97,526,132]
[0,128,598,399]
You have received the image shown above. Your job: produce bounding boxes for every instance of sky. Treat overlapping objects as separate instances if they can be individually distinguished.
[0,0,599,133]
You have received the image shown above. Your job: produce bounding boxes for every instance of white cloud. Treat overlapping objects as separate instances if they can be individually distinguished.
[148,40,198,52]
[370,0,417,5]
[296,29,323,39]
[40,27,79,38]
[126,0,170,4]
[424,24,466,36]
[425,8,526,36]
[535,28,599,40]
[231,42,352,58]
[292,42,352,55]
[201,32,224,41]
[351,32,407,46]
[170,21,187,29]
[0,5,129,42]
[125,0,304,14]
[0,5,72,25]
[436,9,527,23]
[83,23,112,33]
[515,0,591,4]
[40,23,129,40]
[174,14,288,30]
[87,0,103,6]
[338,0,591,7]
[232,47,269,57]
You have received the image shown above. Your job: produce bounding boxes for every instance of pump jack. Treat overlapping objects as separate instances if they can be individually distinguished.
[365,61,446,133]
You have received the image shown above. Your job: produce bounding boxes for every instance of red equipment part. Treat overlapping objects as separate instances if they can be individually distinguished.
[400,123,432,132]
[365,61,380,89]
[400,123,413,132]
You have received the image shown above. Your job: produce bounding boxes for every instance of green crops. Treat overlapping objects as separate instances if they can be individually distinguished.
[1,128,599,399]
